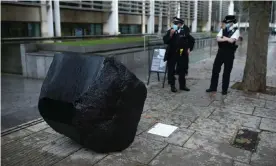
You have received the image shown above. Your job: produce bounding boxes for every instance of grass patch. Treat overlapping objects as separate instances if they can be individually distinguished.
[211,32,217,37]
[56,37,144,46]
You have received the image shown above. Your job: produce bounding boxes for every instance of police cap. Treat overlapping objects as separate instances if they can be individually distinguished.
[173,17,184,24]
[222,15,237,24]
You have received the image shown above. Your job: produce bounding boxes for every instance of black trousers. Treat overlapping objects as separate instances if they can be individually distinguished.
[210,49,234,92]
[167,55,187,88]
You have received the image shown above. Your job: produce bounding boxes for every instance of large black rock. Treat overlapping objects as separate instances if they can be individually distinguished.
[38,53,147,153]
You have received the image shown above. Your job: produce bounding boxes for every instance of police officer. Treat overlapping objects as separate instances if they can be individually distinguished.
[163,17,195,93]
[206,15,240,95]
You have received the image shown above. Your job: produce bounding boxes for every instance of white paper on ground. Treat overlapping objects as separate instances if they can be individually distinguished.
[147,123,178,137]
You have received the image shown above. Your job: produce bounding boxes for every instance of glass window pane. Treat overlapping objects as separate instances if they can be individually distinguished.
[2,22,42,37]
[95,24,102,35]
[34,23,40,37]
[27,23,40,37]
[61,23,72,36]
[94,1,103,9]
[155,25,158,33]
[75,28,83,37]
[90,24,95,35]
[27,23,33,37]
[1,21,31,37]
[120,24,128,34]
[129,25,135,34]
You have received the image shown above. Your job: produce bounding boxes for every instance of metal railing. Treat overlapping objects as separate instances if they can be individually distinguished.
[1,34,144,44]
[1,32,214,44]
[143,34,217,66]
[143,34,216,50]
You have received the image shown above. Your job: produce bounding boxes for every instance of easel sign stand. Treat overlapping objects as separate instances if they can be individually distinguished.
[147,48,168,88]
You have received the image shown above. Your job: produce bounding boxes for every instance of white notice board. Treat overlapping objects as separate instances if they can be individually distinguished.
[150,49,167,73]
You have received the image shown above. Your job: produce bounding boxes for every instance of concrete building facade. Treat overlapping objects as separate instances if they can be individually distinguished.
[1,0,233,38]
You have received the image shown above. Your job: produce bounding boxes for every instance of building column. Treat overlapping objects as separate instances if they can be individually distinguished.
[40,0,48,37]
[191,0,198,32]
[78,0,82,8]
[205,0,212,32]
[219,0,222,22]
[228,0,234,15]
[47,0,54,37]
[142,1,146,34]
[270,1,274,25]
[147,0,155,34]
[53,0,61,36]
[167,2,171,30]
[104,0,118,35]
[40,0,54,37]
[187,1,190,27]
[216,0,222,31]
[158,3,163,34]
[177,1,180,18]
[274,1,276,28]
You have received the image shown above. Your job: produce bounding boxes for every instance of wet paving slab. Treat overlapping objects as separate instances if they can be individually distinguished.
[150,145,233,166]
[2,40,276,166]
[184,132,252,163]
[1,74,43,130]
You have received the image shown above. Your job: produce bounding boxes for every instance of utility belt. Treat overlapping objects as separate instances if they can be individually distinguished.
[217,47,237,58]
[176,47,189,56]
[218,43,238,52]
[164,46,188,62]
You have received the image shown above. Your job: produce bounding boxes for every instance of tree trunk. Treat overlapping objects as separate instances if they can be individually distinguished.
[242,1,270,92]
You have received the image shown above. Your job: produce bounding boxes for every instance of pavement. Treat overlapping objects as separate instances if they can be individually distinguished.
[1,38,276,166]
[1,75,42,130]
[0,40,217,131]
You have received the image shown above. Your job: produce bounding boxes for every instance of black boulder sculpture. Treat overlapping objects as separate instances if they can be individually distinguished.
[38,53,147,153]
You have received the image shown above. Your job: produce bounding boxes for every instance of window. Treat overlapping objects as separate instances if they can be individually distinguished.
[61,25,72,36]
[129,25,140,34]
[162,25,168,33]
[60,2,79,7]
[90,24,95,35]
[119,2,130,13]
[119,24,141,34]
[94,24,102,35]
[61,23,103,36]
[21,1,40,3]
[82,1,92,8]
[154,25,159,33]
[1,21,40,38]
[27,23,40,37]
[94,1,103,9]
[119,25,129,34]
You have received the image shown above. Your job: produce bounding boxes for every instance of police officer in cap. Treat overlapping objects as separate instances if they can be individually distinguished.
[206,15,240,95]
[163,17,195,92]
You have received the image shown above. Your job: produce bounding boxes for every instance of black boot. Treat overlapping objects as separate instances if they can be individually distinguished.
[171,85,177,93]
[179,75,189,91]
[206,88,217,93]
[222,90,228,95]
[180,86,190,91]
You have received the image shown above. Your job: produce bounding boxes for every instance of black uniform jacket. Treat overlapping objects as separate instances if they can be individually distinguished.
[163,25,195,63]
[218,27,238,54]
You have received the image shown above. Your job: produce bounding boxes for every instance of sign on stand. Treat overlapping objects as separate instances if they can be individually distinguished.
[147,49,168,88]
[151,49,167,72]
